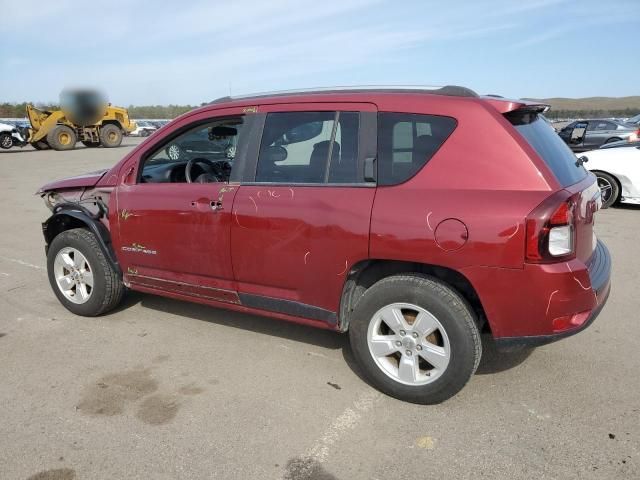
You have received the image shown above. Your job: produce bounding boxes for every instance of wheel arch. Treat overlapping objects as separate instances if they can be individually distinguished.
[43,206,121,276]
[101,120,123,130]
[339,259,487,333]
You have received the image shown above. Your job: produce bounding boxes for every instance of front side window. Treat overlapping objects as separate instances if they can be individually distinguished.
[378,113,457,186]
[140,116,246,184]
[255,111,359,184]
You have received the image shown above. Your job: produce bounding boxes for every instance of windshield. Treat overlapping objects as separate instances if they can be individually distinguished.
[507,112,588,186]
[626,113,640,124]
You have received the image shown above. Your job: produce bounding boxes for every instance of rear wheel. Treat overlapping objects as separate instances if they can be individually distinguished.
[0,132,13,149]
[47,228,124,316]
[596,171,620,208]
[81,140,100,148]
[349,274,481,404]
[99,124,123,148]
[604,137,622,144]
[47,125,77,151]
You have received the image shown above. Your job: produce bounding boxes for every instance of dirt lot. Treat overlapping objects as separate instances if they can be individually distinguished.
[0,139,638,480]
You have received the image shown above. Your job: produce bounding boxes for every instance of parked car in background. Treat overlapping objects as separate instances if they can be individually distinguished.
[130,120,157,137]
[0,121,28,149]
[599,138,640,149]
[625,113,640,126]
[579,145,640,208]
[149,120,170,129]
[36,86,611,404]
[558,119,639,152]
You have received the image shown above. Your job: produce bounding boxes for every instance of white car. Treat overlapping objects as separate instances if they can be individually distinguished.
[130,121,157,137]
[0,122,28,149]
[579,145,640,208]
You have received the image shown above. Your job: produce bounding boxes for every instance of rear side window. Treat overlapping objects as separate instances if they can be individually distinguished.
[378,113,457,185]
[256,111,360,184]
[508,113,587,186]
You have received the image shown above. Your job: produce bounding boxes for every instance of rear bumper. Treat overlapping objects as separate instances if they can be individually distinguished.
[493,240,611,350]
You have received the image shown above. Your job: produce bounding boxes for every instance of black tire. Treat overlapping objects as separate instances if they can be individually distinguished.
[0,132,13,149]
[47,228,124,316]
[99,124,123,148]
[81,140,100,148]
[348,274,481,404]
[604,137,622,144]
[33,140,50,150]
[595,171,620,209]
[47,125,77,151]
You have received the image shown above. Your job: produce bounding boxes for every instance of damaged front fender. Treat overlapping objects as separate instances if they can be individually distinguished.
[42,204,121,276]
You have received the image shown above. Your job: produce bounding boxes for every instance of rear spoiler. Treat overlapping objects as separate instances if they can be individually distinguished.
[481,96,550,114]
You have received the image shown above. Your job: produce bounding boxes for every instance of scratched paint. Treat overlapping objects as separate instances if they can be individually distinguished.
[506,223,520,239]
[234,211,248,229]
[426,211,434,231]
[337,260,348,276]
[574,277,591,290]
[546,290,559,315]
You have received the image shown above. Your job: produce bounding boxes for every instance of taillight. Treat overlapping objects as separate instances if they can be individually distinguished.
[525,190,577,263]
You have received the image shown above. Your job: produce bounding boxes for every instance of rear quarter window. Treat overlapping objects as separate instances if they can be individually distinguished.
[507,113,587,186]
[378,113,457,186]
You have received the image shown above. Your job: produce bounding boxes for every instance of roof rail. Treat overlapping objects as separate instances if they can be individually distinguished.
[209,85,478,104]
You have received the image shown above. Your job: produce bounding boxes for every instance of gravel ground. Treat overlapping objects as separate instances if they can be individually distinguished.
[0,139,638,480]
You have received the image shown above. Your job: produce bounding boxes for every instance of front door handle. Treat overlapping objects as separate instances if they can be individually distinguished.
[191,197,223,212]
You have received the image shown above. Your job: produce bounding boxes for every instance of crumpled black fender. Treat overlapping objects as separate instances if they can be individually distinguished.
[42,203,121,276]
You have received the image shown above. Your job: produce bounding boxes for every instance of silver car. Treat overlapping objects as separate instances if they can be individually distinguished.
[558,119,639,152]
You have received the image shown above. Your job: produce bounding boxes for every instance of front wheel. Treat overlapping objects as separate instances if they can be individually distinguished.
[0,132,13,149]
[47,125,77,151]
[348,274,481,404]
[47,228,124,316]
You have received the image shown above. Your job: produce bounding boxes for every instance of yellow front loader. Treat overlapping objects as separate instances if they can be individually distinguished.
[26,100,136,151]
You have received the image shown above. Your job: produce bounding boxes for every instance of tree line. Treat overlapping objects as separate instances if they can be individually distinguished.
[542,108,638,120]
[1,102,638,121]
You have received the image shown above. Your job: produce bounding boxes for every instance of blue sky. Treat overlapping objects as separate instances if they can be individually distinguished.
[2,0,639,105]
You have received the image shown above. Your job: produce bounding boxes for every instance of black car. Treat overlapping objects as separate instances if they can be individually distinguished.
[558,119,638,152]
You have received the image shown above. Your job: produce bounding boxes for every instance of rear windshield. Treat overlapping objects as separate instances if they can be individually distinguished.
[507,112,587,186]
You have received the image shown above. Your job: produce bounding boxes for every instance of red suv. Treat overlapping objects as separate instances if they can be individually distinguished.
[38,86,611,404]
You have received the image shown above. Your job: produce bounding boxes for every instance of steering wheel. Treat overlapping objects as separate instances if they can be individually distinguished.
[185,157,223,183]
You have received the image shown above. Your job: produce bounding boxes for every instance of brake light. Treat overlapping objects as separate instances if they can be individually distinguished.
[525,191,577,263]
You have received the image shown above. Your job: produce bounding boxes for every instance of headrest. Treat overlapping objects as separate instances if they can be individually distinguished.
[261,145,287,163]
[313,140,340,155]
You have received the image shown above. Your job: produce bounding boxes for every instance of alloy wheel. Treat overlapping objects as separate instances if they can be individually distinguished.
[367,302,451,386]
[597,176,613,203]
[53,247,94,304]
